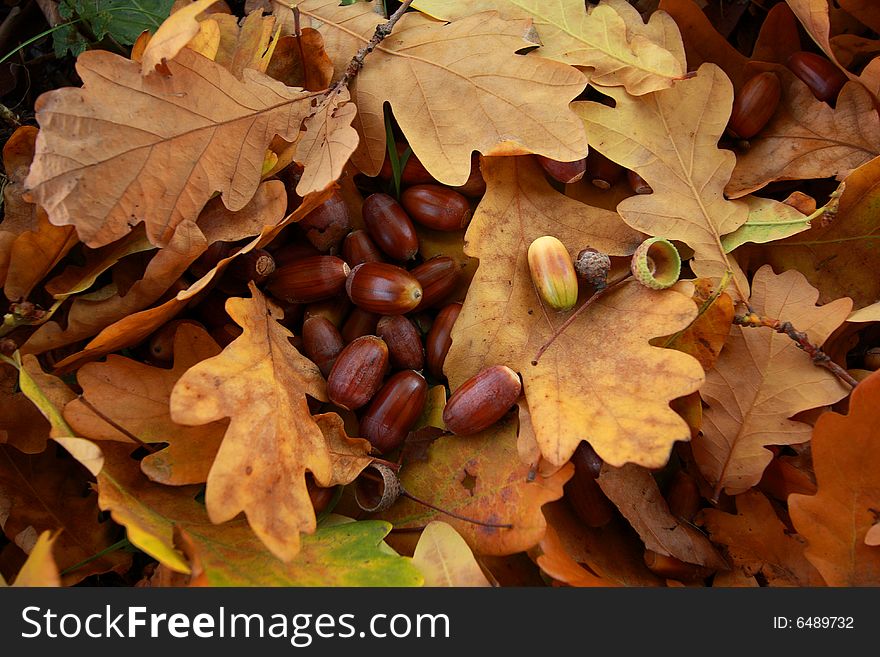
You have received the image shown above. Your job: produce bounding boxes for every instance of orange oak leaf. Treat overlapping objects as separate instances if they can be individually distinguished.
[380,414,573,556]
[266,29,334,91]
[445,155,704,469]
[25,47,319,248]
[699,489,824,587]
[169,284,333,560]
[574,64,748,277]
[292,0,589,183]
[63,323,226,485]
[596,463,727,570]
[694,266,852,498]
[789,370,880,586]
[531,522,613,587]
[412,0,685,95]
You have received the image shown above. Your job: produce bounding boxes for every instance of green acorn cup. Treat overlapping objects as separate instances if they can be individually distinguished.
[631,237,681,290]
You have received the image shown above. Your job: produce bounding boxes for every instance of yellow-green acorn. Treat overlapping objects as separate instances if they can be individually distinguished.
[527,236,579,311]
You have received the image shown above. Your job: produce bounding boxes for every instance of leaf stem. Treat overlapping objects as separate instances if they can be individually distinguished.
[60,538,131,576]
[75,395,158,452]
[400,487,513,529]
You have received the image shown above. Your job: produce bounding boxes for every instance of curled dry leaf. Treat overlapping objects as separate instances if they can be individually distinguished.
[412,0,685,95]
[445,156,701,469]
[694,266,852,498]
[698,489,824,587]
[596,463,727,570]
[412,521,492,587]
[25,48,319,248]
[785,0,859,83]
[292,0,589,183]
[789,370,880,586]
[574,64,748,277]
[63,323,227,486]
[380,414,573,556]
[170,285,332,561]
[141,0,224,74]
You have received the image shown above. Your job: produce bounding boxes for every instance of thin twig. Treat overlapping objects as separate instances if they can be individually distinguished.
[532,275,632,365]
[734,312,859,388]
[75,395,158,452]
[400,487,514,529]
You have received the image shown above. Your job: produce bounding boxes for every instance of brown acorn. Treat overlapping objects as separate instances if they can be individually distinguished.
[864,347,880,371]
[302,316,344,377]
[453,154,487,197]
[565,442,614,528]
[665,470,701,522]
[346,262,423,314]
[226,248,276,285]
[362,193,420,260]
[410,255,458,310]
[627,170,653,194]
[190,241,233,279]
[342,230,385,267]
[360,370,428,453]
[786,51,847,104]
[341,307,380,344]
[327,336,389,411]
[400,185,472,232]
[442,364,522,435]
[585,150,624,190]
[377,315,425,371]
[426,302,461,379]
[536,155,587,184]
[265,256,350,303]
[378,143,436,185]
[270,238,322,268]
[303,296,351,328]
[298,191,352,252]
[727,71,782,139]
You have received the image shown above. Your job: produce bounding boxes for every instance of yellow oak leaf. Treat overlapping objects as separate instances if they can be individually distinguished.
[694,266,852,498]
[4,531,60,587]
[790,370,880,586]
[169,284,332,561]
[25,48,319,248]
[412,0,685,95]
[291,0,588,183]
[141,0,223,74]
[445,156,703,469]
[574,64,749,280]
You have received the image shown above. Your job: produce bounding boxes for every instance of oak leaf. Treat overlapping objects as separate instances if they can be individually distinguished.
[170,285,336,560]
[789,370,880,586]
[445,156,703,469]
[694,266,851,498]
[141,0,224,74]
[721,196,812,253]
[531,523,612,587]
[574,64,748,276]
[295,88,359,197]
[265,29,335,91]
[412,0,685,95]
[739,155,880,309]
[380,414,573,556]
[63,323,226,485]
[0,363,51,454]
[24,47,319,248]
[698,489,824,586]
[292,0,589,183]
[1,531,60,587]
[785,0,859,83]
[412,521,492,587]
[596,463,727,569]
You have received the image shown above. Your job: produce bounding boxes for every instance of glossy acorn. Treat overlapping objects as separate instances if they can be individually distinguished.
[410,255,458,310]
[400,185,472,232]
[627,170,652,195]
[426,302,461,380]
[270,238,321,268]
[226,248,276,285]
[377,315,425,371]
[379,143,436,185]
[442,365,522,435]
[327,336,389,411]
[362,193,420,261]
[536,155,587,184]
[585,150,624,189]
[727,71,782,139]
[565,442,615,528]
[341,307,380,344]
[303,295,351,328]
[528,236,579,311]
[346,262,423,315]
[360,370,428,453]
[301,316,344,377]
[266,256,350,303]
[342,230,385,267]
[297,191,352,252]
[786,51,848,103]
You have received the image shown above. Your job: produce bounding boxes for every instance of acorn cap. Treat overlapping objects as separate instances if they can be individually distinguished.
[630,237,681,290]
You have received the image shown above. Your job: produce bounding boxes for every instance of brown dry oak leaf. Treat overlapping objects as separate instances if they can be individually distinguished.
[596,463,727,570]
[0,362,51,454]
[789,370,880,586]
[574,64,748,278]
[265,29,335,91]
[412,0,685,95]
[380,414,573,556]
[63,323,226,486]
[24,47,319,248]
[169,285,334,561]
[445,155,704,469]
[698,489,824,587]
[291,0,589,183]
[694,266,851,498]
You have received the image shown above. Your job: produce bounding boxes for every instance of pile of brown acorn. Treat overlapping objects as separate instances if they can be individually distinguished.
[168,147,523,456]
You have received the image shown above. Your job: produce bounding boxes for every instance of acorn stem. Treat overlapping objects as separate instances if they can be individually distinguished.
[532,276,632,365]
[400,487,514,529]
